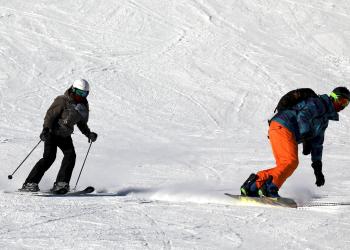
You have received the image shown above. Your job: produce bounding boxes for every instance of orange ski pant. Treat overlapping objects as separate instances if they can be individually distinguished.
[256,121,299,189]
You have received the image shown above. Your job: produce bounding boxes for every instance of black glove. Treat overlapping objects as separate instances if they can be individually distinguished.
[87,132,98,143]
[40,128,50,142]
[302,140,312,155]
[311,160,325,187]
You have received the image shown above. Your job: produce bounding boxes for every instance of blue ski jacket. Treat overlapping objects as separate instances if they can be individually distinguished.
[271,94,339,162]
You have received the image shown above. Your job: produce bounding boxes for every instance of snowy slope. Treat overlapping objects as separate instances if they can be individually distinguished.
[1,0,350,249]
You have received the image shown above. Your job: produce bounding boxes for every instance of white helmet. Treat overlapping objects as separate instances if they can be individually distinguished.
[72,79,90,91]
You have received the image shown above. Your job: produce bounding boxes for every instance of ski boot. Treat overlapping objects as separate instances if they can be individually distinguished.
[258,175,280,198]
[240,173,259,197]
[51,182,70,194]
[19,183,40,192]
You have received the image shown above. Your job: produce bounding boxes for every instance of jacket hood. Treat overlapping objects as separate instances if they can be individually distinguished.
[64,88,72,99]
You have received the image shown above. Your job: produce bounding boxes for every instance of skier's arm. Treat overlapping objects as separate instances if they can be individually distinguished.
[77,121,91,136]
[43,97,65,130]
[76,103,97,142]
[77,121,98,142]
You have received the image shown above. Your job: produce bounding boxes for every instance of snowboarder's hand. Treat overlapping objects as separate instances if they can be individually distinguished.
[302,140,312,155]
[311,160,325,187]
[88,132,98,143]
[315,172,325,187]
[40,128,50,142]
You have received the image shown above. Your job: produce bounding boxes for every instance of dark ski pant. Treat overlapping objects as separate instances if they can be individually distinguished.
[25,135,76,184]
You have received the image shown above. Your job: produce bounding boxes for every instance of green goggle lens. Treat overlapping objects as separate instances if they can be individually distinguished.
[73,88,89,97]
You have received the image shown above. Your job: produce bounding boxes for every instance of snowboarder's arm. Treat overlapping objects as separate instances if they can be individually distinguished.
[310,133,324,163]
[311,160,325,186]
[310,133,325,187]
[43,96,65,130]
[296,102,318,140]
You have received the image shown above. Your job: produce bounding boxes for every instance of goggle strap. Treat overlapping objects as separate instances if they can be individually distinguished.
[330,92,339,100]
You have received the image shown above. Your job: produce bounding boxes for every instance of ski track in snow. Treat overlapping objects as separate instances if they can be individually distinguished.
[1,0,350,249]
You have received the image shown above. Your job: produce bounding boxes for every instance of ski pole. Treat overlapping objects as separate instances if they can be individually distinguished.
[73,142,93,190]
[8,140,42,180]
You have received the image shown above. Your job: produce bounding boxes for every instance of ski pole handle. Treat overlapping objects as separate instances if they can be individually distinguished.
[8,140,42,180]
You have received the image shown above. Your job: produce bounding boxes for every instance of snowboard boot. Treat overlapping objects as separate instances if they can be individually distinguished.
[50,182,70,194]
[19,183,40,192]
[240,173,259,197]
[258,175,280,198]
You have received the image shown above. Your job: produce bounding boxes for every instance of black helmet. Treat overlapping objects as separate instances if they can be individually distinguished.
[330,87,350,101]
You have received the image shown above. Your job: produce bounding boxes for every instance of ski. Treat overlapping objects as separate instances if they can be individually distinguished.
[225,193,297,208]
[34,186,95,197]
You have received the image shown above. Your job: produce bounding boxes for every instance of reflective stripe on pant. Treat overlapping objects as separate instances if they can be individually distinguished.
[256,121,299,189]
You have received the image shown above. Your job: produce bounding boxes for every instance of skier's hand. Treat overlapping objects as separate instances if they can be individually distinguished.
[40,128,50,142]
[302,140,312,155]
[311,160,325,187]
[88,132,98,143]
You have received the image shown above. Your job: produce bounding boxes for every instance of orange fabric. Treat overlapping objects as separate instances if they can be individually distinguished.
[256,121,299,189]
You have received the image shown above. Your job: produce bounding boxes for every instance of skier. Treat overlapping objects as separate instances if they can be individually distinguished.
[20,79,98,193]
[240,87,350,198]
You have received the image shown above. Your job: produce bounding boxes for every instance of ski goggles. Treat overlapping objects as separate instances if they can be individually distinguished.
[73,87,89,97]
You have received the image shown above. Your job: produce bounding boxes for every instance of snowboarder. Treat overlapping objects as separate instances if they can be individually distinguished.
[20,79,98,193]
[240,87,350,198]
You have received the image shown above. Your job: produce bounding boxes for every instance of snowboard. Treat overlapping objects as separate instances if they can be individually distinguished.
[225,193,297,208]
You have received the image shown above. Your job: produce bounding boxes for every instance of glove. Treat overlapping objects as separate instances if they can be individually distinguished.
[40,128,50,142]
[315,172,325,187]
[311,160,325,187]
[302,140,312,155]
[87,132,98,143]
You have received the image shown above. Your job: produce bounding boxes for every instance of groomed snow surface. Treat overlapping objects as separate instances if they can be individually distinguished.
[1,0,350,249]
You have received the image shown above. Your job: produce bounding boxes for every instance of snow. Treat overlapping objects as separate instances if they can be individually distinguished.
[1,0,350,249]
